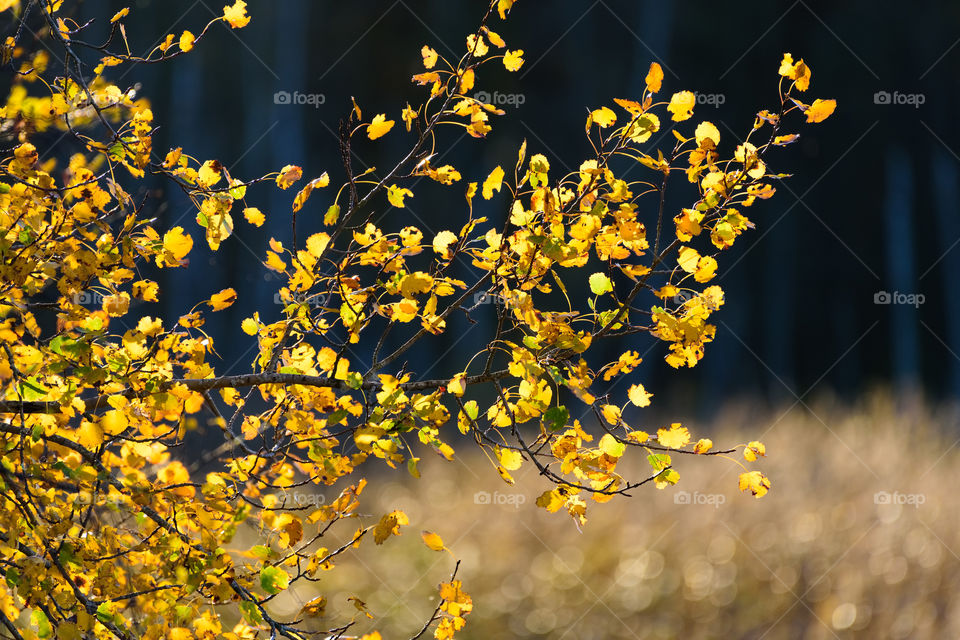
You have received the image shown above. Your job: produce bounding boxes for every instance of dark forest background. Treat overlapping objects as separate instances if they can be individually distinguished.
[49,0,960,413]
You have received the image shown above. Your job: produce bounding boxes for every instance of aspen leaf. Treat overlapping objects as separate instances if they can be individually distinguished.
[243,207,264,227]
[503,49,524,71]
[373,510,409,544]
[693,438,713,454]
[387,184,413,208]
[482,166,504,199]
[306,233,330,257]
[179,30,195,52]
[241,317,258,335]
[694,256,718,283]
[497,446,523,470]
[744,440,766,461]
[222,0,250,29]
[645,61,663,93]
[695,121,720,148]
[421,45,438,69]
[324,203,341,226]
[677,246,700,273]
[667,90,695,121]
[805,98,836,123]
[599,433,625,458]
[628,384,652,407]
[432,230,458,258]
[367,114,395,140]
[292,174,329,212]
[275,165,302,190]
[421,530,445,551]
[208,288,237,310]
[446,372,466,397]
[739,470,771,498]
[259,566,289,594]
[588,272,613,295]
[590,106,616,128]
[110,8,130,23]
[601,404,621,426]
[657,423,690,449]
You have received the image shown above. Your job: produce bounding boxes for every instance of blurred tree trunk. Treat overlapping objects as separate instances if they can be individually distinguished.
[931,149,960,398]
[883,146,919,392]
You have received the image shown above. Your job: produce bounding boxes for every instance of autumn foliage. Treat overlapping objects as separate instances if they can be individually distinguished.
[0,0,834,637]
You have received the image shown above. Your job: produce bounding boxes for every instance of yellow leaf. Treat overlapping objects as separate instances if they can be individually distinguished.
[677,246,700,273]
[694,121,720,149]
[497,0,515,19]
[739,470,771,498]
[497,446,523,470]
[694,256,718,283]
[293,173,330,212]
[400,271,434,297]
[275,164,302,190]
[373,510,409,544]
[446,372,466,397]
[265,251,287,272]
[627,383,652,407]
[421,530,445,551]
[208,288,237,311]
[744,440,766,461]
[645,62,663,93]
[667,90,695,121]
[179,30,195,52]
[222,0,250,28]
[432,230,458,258]
[243,207,264,227]
[367,114,395,140]
[387,184,413,208]
[657,423,690,449]
[599,433,626,458]
[241,317,258,335]
[110,8,130,23]
[307,232,330,258]
[100,410,128,436]
[591,106,617,128]
[421,45,438,69]
[601,404,621,426]
[482,166,504,200]
[197,160,222,188]
[805,98,836,123]
[503,49,524,71]
[693,438,713,454]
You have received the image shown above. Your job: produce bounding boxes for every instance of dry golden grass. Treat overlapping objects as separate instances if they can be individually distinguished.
[258,392,960,639]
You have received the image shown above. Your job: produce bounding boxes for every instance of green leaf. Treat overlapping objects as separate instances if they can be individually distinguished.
[31,609,52,639]
[260,566,290,594]
[345,371,364,390]
[543,406,569,432]
[647,453,671,472]
[324,203,341,226]
[588,272,613,295]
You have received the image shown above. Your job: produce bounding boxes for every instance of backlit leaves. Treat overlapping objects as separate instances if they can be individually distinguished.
[367,113,396,140]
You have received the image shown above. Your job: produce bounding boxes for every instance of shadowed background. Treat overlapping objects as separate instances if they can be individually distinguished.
[59,0,960,412]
